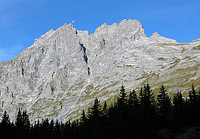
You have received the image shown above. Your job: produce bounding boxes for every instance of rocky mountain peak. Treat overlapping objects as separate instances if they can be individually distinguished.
[0,19,200,123]
[93,19,147,41]
[151,32,160,37]
[118,19,147,40]
[150,32,177,43]
[40,29,55,39]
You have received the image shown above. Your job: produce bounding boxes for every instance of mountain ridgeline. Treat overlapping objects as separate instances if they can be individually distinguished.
[0,19,200,122]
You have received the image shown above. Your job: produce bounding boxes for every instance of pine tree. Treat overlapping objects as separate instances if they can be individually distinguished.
[101,101,108,137]
[189,84,198,105]
[40,118,50,139]
[22,110,30,130]
[114,85,129,138]
[31,120,40,139]
[128,89,139,108]
[89,98,101,119]
[79,110,88,138]
[0,111,10,127]
[139,87,144,104]
[188,84,200,125]
[118,85,127,106]
[15,109,23,128]
[48,119,55,138]
[139,84,158,138]
[49,119,54,130]
[102,101,107,115]
[173,92,184,111]
[15,109,27,139]
[63,120,71,138]
[128,91,134,107]
[0,111,12,138]
[80,110,87,126]
[173,91,186,127]
[88,98,104,138]
[54,120,61,139]
[141,84,156,109]
[127,90,141,138]
[157,85,171,128]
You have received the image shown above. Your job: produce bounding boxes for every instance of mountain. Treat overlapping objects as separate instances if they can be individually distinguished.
[0,19,200,122]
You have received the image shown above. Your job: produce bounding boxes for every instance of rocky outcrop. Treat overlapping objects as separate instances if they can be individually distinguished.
[0,19,200,122]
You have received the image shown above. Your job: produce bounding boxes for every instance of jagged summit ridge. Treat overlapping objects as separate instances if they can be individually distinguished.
[30,19,173,50]
[150,32,177,43]
[0,19,200,123]
[93,19,147,40]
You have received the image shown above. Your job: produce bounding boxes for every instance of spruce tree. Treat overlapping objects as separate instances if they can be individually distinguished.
[188,84,200,125]
[22,110,30,130]
[116,86,129,138]
[189,84,198,105]
[54,120,61,139]
[139,84,158,138]
[15,109,23,128]
[157,85,171,128]
[173,91,186,127]
[79,110,88,138]
[102,101,107,115]
[88,98,104,138]
[127,90,140,138]
[139,87,144,104]
[15,109,26,139]
[40,118,50,139]
[118,85,127,107]
[0,111,11,138]
[90,98,100,119]
[80,110,87,126]
[0,111,10,127]
[173,92,184,111]
[128,89,139,108]
[128,91,134,107]
[49,119,55,138]
[141,84,156,109]
[101,101,108,137]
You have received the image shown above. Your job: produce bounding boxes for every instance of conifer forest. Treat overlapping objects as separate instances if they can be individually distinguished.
[1,84,200,139]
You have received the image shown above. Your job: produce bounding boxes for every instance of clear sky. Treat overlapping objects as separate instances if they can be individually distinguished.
[0,0,200,62]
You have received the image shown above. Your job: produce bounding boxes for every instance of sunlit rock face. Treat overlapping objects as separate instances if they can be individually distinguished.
[0,19,200,122]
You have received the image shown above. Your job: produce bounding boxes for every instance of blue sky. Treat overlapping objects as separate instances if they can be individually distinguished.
[0,0,200,62]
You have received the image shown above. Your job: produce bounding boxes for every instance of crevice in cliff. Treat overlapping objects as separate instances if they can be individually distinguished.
[22,68,24,76]
[2,101,4,107]
[80,43,91,76]
[80,43,88,64]
[88,67,90,75]
[52,72,55,79]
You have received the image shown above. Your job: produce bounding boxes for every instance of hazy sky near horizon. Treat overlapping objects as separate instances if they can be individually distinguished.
[0,0,200,62]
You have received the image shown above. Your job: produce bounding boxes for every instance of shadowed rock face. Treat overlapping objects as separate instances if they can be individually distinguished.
[0,19,200,122]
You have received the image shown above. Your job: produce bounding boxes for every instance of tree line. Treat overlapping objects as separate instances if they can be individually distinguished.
[1,84,200,139]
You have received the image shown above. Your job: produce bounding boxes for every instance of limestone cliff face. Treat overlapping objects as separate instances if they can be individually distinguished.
[0,19,200,122]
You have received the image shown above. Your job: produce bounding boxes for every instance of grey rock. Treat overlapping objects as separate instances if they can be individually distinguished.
[0,19,200,123]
